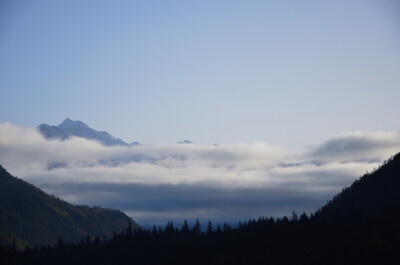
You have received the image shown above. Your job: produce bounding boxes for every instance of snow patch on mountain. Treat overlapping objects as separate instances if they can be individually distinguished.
[38,118,137,147]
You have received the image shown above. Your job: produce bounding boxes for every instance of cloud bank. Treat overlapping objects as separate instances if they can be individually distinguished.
[1,123,399,225]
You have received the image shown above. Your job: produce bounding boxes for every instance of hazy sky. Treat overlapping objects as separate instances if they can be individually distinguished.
[1,0,399,147]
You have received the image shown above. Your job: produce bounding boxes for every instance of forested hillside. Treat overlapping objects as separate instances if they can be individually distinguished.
[2,204,399,264]
[314,152,400,219]
[0,165,138,249]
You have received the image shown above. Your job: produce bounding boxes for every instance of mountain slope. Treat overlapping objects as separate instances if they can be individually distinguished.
[0,165,139,248]
[314,152,400,220]
[38,118,133,146]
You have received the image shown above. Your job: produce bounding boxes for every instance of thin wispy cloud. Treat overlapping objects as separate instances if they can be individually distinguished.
[0,123,399,225]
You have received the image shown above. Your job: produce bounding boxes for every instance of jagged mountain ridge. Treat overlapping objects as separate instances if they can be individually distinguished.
[0,165,139,248]
[38,118,139,146]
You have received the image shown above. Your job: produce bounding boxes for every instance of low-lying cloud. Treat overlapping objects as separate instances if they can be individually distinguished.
[309,131,400,162]
[1,123,399,225]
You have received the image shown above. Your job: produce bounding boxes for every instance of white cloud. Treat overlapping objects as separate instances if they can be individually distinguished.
[0,123,399,225]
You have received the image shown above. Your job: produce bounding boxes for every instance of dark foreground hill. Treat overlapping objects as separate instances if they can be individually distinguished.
[0,165,138,249]
[314,152,400,219]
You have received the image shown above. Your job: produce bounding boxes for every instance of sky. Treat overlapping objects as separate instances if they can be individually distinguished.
[0,1,400,226]
[1,0,399,147]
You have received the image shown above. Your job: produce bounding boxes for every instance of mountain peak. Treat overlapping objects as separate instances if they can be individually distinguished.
[58,118,88,129]
[38,119,134,147]
[178,140,192,144]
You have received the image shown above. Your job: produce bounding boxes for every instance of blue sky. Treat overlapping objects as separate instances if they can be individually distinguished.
[1,0,399,147]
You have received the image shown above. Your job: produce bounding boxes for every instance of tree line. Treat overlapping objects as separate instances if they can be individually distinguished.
[1,208,400,265]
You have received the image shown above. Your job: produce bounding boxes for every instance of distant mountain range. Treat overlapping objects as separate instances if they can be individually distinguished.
[38,118,140,146]
[0,165,139,249]
[38,118,194,146]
